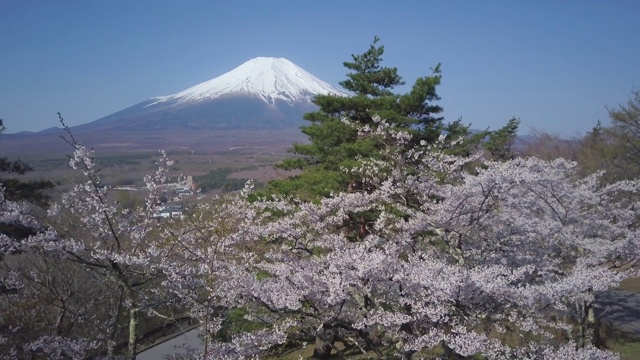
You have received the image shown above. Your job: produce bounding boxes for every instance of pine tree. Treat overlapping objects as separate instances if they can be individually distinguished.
[267,37,445,199]
[587,120,604,141]
[608,90,640,177]
[484,117,520,161]
[442,118,490,158]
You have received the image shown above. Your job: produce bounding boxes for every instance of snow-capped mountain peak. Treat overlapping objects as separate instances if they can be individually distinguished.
[147,57,349,107]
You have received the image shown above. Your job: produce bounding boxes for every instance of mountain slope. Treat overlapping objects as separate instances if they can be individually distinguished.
[73,57,348,132]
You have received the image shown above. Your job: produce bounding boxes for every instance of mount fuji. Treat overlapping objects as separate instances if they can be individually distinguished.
[74,57,349,132]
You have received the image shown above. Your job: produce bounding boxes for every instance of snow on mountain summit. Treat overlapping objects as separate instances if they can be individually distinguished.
[147,57,349,107]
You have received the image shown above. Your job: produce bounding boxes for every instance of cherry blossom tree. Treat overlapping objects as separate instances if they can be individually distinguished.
[47,129,187,358]
[3,114,638,359]
[166,117,639,359]
[0,176,102,358]
[1,114,189,359]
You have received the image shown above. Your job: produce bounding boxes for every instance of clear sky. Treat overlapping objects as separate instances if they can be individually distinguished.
[1,0,639,136]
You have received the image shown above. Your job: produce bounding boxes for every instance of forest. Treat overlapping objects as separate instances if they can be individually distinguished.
[2,39,640,359]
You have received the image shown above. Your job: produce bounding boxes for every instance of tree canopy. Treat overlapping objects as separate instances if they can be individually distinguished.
[484,117,521,161]
[607,90,640,178]
[267,37,445,199]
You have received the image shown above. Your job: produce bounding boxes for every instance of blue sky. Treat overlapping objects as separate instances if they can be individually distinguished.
[1,0,639,136]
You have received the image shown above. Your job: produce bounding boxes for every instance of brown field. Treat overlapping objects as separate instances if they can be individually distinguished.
[1,128,308,198]
[2,128,307,157]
